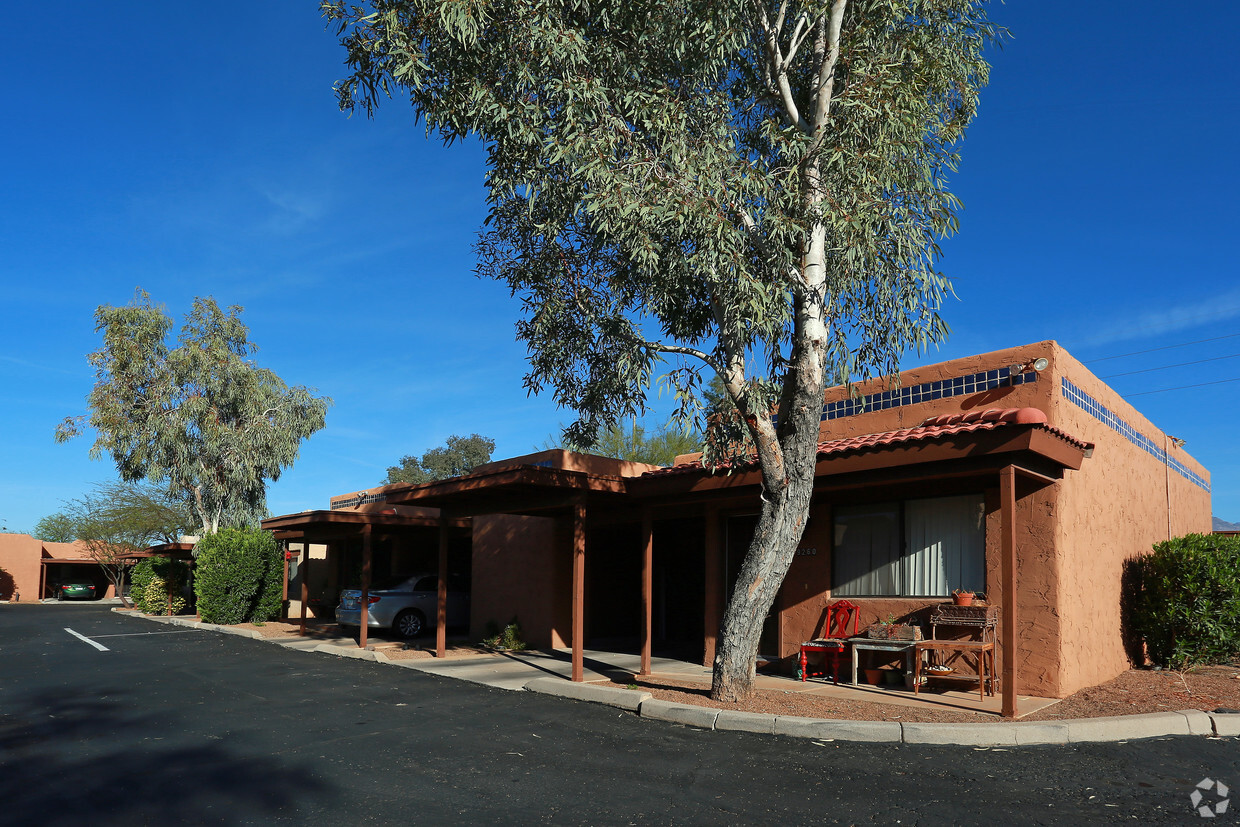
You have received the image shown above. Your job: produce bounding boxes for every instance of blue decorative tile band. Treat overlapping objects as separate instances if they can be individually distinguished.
[1061,377,1210,492]
[821,366,1038,422]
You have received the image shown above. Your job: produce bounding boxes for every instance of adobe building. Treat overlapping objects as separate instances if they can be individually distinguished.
[0,534,117,600]
[263,340,1211,711]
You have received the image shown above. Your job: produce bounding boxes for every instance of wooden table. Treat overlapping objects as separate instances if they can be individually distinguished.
[849,638,918,686]
[913,640,996,701]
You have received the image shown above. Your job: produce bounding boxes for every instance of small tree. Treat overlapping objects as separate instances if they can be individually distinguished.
[194,528,284,624]
[57,290,331,535]
[42,482,196,606]
[385,433,495,484]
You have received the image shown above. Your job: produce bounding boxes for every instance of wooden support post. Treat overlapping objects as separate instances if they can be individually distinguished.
[640,507,653,677]
[281,541,290,621]
[360,525,372,650]
[437,514,450,659]
[1000,465,1018,718]
[38,561,46,602]
[571,500,586,683]
[299,549,310,637]
[702,507,722,668]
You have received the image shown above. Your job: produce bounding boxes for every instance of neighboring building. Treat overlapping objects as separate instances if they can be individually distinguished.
[0,533,116,600]
[263,341,1211,703]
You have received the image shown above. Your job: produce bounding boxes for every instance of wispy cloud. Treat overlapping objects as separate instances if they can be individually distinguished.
[0,354,83,377]
[256,184,329,235]
[1080,288,1240,348]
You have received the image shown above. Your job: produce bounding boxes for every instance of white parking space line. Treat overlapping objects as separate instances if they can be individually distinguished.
[91,631,199,638]
[64,628,110,651]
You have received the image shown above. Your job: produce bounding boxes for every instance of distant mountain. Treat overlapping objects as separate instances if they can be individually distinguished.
[1213,516,1240,531]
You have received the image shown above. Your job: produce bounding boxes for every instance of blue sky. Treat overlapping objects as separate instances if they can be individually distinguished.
[2,2,1237,532]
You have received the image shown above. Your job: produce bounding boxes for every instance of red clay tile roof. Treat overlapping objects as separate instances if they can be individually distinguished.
[641,407,1091,478]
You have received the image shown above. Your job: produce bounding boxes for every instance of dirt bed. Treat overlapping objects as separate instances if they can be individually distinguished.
[606,665,1240,724]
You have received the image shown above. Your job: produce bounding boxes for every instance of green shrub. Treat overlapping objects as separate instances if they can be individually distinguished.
[130,559,157,610]
[481,617,527,651]
[1126,533,1240,668]
[130,557,191,615]
[194,528,283,624]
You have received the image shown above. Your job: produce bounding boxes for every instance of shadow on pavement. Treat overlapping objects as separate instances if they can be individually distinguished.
[0,684,332,824]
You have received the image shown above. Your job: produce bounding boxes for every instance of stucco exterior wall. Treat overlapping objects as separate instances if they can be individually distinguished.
[816,342,1058,441]
[1046,346,1212,695]
[791,340,1210,698]
[0,533,43,600]
[470,514,567,649]
[473,448,660,478]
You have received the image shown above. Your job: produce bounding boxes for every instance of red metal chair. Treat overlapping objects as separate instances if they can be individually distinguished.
[798,599,860,683]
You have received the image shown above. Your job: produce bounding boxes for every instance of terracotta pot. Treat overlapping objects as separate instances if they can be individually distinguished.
[952,593,975,606]
[863,668,885,685]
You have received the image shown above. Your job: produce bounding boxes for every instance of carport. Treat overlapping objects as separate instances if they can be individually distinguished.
[260,509,469,649]
[382,463,637,681]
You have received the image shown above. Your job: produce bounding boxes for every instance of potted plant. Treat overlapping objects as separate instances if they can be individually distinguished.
[866,614,923,640]
[952,588,976,606]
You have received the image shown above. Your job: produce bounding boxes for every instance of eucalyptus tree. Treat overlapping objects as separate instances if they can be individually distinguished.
[57,291,331,536]
[323,0,998,700]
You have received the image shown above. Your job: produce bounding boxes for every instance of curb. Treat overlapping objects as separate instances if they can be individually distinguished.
[115,609,1240,746]
[524,677,651,711]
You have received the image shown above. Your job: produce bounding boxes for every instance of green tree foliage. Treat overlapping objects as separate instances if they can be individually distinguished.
[193,527,284,624]
[56,290,331,535]
[130,557,192,616]
[323,0,997,700]
[32,512,78,543]
[38,482,197,606]
[545,421,702,467]
[1125,533,1240,669]
[385,433,495,484]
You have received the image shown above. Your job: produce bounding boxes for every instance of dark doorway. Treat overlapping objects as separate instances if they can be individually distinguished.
[725,514,779,657]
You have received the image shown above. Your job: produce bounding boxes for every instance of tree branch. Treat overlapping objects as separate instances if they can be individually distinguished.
[808,0,847,154]
[752,0,810,134]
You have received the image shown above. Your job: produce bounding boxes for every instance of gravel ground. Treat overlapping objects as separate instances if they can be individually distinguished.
[605,664,1240,723]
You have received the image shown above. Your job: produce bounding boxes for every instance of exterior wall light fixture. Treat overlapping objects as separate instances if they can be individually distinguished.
[1011,357,1049,374]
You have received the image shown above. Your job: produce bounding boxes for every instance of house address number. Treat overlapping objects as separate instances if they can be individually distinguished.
[796,546,817,556]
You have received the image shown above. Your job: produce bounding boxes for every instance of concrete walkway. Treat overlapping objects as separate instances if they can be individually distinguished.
[122,610,1240,747]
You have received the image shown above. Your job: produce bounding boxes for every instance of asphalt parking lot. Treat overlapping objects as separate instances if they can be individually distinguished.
[2,602,1237,824]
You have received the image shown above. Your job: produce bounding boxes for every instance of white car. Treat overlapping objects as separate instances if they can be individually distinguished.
[335,574,469,639]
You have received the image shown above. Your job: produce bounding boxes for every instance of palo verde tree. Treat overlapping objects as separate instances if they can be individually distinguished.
[324,0,998,700]
[57,290,331,536]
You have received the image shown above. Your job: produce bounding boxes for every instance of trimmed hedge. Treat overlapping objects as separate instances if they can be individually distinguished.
[1126,532,1240,668]
[193,528,283,625]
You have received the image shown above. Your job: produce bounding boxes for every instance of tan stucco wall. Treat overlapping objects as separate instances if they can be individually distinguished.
[816,342,1057,441]
[773,340,1210,698]
[470,514,567,649]
[285,542,330,617]
[0,533,43,600]
[1047,346,1211,696]
[473,448,661,478]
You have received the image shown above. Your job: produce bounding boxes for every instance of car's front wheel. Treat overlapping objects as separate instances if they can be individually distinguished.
[392,610,426,640]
